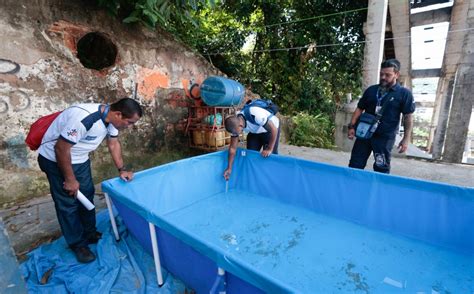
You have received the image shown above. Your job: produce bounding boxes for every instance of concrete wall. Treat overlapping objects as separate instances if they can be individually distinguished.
[334,95,357,152]
[0,0,220,206]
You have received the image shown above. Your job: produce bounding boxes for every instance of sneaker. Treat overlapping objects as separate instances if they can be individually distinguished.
[87,231,102,244]
[72,246,96,263]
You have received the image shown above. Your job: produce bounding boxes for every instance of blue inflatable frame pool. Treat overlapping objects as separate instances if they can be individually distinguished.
[102,149,474,293]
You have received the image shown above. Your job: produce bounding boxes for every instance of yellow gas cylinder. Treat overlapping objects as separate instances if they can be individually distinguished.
[192,130,206,145]
[206,130,225,147]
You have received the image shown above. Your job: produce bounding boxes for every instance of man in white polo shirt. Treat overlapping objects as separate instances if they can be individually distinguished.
[38,98,142,263]
[223,103,280,180]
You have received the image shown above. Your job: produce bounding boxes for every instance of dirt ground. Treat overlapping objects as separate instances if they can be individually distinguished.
[279,143,474,188]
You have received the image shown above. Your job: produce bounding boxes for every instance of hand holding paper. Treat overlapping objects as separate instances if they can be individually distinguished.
[77,190,95,211]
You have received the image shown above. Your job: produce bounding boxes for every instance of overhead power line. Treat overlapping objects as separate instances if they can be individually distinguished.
[205,27,474,56]
[204,6,368,41]
[264,7,368,28]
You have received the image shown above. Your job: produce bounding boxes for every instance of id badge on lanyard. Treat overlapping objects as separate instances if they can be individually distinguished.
[376,90,387,114]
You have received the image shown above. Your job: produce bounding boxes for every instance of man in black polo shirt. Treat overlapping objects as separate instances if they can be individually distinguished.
[347,59,415,173]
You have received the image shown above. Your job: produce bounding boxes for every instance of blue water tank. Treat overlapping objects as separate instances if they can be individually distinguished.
[200,76,245,106]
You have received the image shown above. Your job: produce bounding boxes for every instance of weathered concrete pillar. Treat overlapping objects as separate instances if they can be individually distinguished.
[389,0,411,89]
[335,94,358,152]
[430,76,454,159]
[443,64,474,163]
[440,0,474,163]
[428,78,444,153]
[427,0,471,159]
[363,0,388,90]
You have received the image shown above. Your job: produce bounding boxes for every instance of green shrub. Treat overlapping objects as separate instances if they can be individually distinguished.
[289,112,335,149]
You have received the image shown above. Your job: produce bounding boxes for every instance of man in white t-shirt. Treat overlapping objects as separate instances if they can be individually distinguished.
[223,105,280,180]
[37,98,142,263]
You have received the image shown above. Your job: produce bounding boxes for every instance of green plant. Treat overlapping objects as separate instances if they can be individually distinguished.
[95,0,214,29]
[289,112,335,148]
[202,0,366,115]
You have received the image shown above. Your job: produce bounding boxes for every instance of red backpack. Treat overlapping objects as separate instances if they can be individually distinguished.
[25,111,62,150]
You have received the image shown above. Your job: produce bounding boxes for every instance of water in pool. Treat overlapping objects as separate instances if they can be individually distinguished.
[162,191,473,293]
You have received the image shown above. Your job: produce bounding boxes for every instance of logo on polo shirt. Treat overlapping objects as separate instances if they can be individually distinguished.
[67,129,78,137]
[84,135,97,141]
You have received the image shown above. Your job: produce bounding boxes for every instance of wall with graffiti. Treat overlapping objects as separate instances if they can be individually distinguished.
[0,0,221,205]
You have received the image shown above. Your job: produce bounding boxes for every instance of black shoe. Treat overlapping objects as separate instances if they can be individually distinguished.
[87,231,102,244]
[72,246,96,263]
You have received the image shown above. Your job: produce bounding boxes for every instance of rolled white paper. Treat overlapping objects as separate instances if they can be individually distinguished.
[77,190,95,211]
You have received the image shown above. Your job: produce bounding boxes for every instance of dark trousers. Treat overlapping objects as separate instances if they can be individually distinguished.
[348,136,396,174]
[247,128,280,154]
[38,154,96,248]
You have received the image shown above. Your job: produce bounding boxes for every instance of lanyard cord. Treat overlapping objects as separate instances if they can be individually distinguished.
[376,89,389,107]
[376,92,395,118]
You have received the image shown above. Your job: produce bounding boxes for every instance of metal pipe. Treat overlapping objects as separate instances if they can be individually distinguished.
[104,193,120,241]
[209,267,226,294]
[133,82,138,99]
[149,222,164,286]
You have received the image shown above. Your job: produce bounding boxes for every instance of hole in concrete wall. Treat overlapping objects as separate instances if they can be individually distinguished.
[77,32,117,70]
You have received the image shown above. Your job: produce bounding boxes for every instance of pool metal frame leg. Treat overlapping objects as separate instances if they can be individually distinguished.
[210,267,227,293]
[104,193,164,286]
[104,193,121,242]
[149,222,164,287]
[218,267,226,293]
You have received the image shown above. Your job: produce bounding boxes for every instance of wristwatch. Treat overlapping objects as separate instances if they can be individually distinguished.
[118,166,128,172]
[347,123,355,130]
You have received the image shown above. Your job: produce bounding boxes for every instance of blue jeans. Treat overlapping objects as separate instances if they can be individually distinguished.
[246,128,280,154]
[38,155,96,248]
[348,135,396,174]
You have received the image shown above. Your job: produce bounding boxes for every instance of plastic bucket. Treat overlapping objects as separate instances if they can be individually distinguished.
[200,76,245,106]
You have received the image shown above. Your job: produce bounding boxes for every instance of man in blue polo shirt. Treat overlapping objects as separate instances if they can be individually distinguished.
[38,98,142,263]
[347,59,415,174]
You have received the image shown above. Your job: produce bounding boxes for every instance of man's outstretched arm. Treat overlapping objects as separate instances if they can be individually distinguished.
[223,136,239,180]
[107,137,133,181]
[262,120,278,157]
